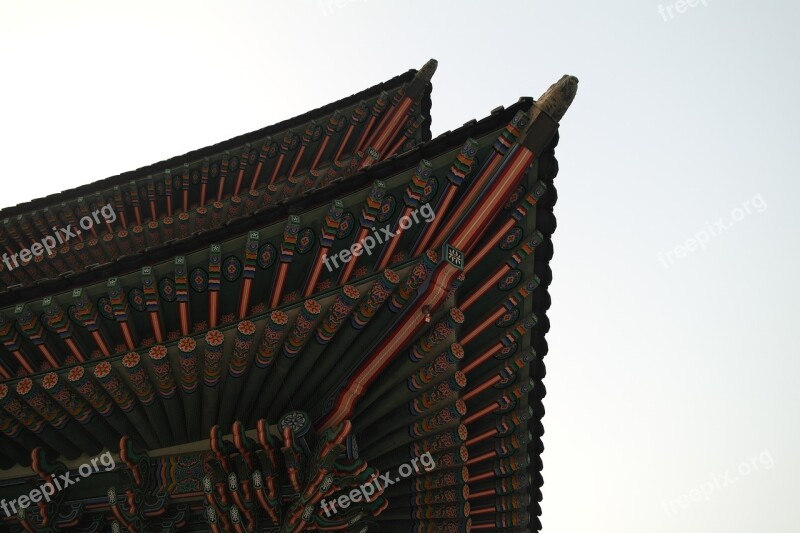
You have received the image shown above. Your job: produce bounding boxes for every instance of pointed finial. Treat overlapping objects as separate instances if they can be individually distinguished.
[534,75,579,123]
[416,58,438,83]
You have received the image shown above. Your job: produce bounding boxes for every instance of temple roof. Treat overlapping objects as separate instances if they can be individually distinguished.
[0,66,432,297]
[0,61,577,532]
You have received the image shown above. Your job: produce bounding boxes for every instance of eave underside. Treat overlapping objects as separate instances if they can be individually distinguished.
[0,69,573,531]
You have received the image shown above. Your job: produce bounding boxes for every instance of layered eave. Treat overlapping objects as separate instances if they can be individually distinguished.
[0,65,576,532]
[0,65,432,297]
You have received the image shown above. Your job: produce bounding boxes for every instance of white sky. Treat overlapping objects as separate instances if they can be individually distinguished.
[1,1,798,531]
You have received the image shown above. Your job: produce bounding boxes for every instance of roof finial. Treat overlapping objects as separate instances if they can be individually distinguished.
[416,58,438,83]
[534,74,579,123]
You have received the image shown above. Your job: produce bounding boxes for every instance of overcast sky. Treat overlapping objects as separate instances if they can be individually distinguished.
[1,1,798,531]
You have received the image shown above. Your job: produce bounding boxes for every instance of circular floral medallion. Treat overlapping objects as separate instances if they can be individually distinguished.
[67,366,85,382]
[222,256,242,282]
[128,288,147,312]
[496,307,520,328]
[258,243,276,269]
[159,277,177,302]
[296,228,316,255]
[16,378,32,395]
[498,342,518,359]
[279,411,310,436]
[206,329,224,346]
[190,268,208,293]
[337,212,355,239]
[121,352,140,368]
[498,269,522,291]
[504,184,526,210]
[377,195,396,223]
[93,362,111,380]
[499,226,524,250]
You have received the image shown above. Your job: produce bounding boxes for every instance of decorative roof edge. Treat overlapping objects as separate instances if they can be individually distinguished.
[0,68,429,219]
[0,98,526,308]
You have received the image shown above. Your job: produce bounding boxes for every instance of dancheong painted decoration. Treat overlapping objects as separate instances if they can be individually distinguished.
[0,59,577,532]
